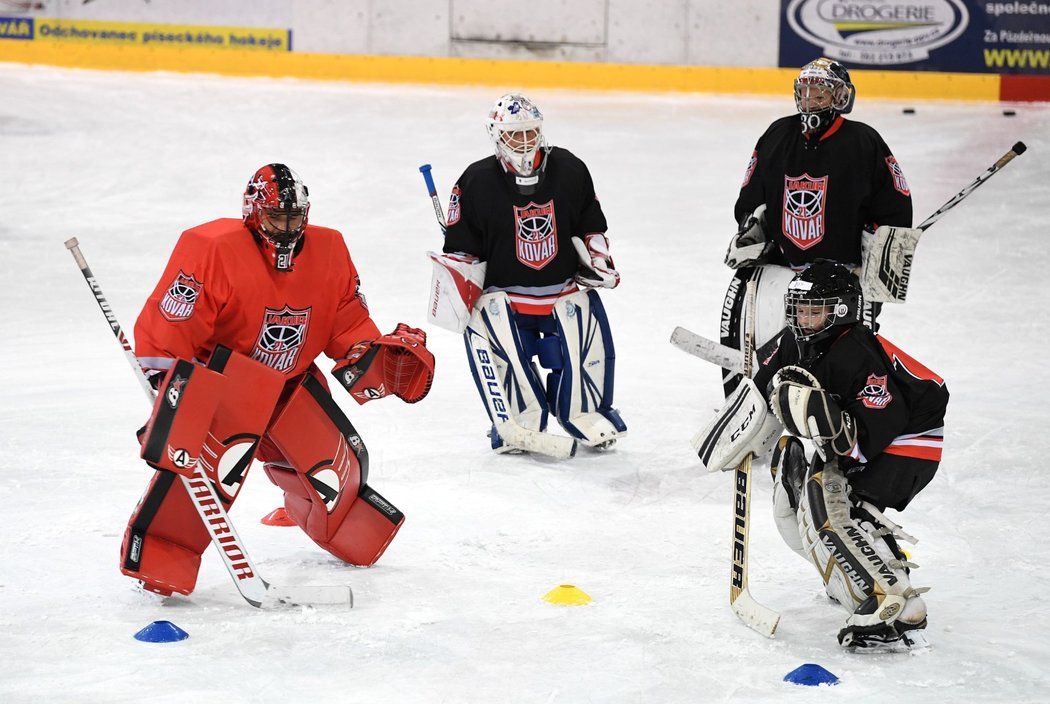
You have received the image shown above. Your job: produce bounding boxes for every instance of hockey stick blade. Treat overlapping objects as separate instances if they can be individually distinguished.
[669,326,744,375]
[495,420,577,459]
[730,590,781,638]
[260,584,354,609]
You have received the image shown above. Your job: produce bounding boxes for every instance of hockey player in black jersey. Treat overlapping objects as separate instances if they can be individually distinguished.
[720,57,920,396]
[694,261,948,651]
[430,94,626,454]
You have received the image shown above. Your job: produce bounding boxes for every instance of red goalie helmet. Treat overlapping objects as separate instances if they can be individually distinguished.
[243,164,310,270]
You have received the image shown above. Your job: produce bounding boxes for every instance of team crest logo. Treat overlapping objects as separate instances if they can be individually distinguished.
[250,305,311,372]
[782,173,827,250]
[159,271,203,322]
[886,156,911,196]
[741,151,757,187]
[858,374,893,409]
[447,185,462,226]
[514,200,557,270]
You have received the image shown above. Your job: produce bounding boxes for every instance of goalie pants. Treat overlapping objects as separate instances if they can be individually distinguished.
[120,356,403,596]
[847,452,938,513]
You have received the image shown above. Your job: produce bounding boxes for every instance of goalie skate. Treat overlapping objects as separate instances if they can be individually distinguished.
[839,617,930,653]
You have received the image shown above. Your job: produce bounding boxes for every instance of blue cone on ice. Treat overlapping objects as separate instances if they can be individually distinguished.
[133,620,189,643]
[784,663,839,686]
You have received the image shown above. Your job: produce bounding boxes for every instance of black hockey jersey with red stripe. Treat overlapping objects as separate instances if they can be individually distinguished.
[754,325,949,464]
[442,147,607,315]
[736,115,913,268]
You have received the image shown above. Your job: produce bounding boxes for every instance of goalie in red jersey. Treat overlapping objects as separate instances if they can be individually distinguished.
[122,163,435,597]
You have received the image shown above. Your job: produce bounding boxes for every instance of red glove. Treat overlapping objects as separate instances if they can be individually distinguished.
[332,323,436,405]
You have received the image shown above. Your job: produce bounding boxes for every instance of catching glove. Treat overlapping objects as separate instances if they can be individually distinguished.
[770,365,857,460]
[572,234,620,289]
[724,204,773,269]
[333,323,436,405]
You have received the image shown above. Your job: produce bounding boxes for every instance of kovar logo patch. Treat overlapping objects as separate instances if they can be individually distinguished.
[514,200,557,270]
[782,173,827,250]
[250,305,311,372]
[886,156,910,196]
[447,185,462,226]
[159,271,203,321]
[859,374,893,409]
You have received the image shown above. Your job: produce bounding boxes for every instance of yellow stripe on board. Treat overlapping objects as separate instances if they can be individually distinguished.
[0,40,1001,101]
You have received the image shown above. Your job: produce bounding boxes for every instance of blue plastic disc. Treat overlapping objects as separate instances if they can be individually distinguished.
[784,663,839,686]
[133,620,189,643]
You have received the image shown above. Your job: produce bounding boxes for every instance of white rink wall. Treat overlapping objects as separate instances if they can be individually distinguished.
[31,0,780,65]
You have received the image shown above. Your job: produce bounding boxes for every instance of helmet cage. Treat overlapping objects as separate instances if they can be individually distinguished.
[794,58,856,116]
[785,264,862,344]
[486,94,547,178]
[243,164,310,250]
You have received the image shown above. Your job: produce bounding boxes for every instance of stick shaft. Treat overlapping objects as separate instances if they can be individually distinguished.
[917,142,1026,231]
[64,237,271,607]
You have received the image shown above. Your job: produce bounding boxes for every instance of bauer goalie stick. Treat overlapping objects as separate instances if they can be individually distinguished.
[64,238,352,609]
[728,280,780,637]
[418,164,576,460]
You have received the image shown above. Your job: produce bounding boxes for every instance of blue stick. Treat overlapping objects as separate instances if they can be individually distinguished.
[419,164,446,233]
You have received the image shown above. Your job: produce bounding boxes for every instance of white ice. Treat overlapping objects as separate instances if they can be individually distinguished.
[2,64,1049,703]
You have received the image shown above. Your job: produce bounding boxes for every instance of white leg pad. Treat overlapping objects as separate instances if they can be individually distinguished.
[469,292,548,432]
[551,289,627,447]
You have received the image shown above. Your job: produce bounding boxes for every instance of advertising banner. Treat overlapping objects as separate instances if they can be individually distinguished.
[779,0,1050,74]
[0,17,290,51]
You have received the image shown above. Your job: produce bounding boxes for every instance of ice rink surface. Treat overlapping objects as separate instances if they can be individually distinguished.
[2,64,1049,702]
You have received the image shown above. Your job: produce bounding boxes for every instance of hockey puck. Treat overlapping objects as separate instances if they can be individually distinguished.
[902,107,915,114]
[1003,109,1017,116]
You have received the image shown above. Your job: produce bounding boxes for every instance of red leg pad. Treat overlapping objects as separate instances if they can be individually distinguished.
[266,375,404,566]
[141,360,225,476]
[120,471,211,595]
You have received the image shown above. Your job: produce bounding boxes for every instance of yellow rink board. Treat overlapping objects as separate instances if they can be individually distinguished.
[0,40,1001,102]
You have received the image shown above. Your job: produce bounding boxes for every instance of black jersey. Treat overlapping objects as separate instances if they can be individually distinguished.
[443,147,607,315]
[736,115,912,268]
[753,325,948,465]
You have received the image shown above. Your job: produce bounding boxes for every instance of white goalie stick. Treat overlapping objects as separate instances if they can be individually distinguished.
[669,326,744,375]
[419,164,576,460]
[727,281,780,637]
[65,238,353,609]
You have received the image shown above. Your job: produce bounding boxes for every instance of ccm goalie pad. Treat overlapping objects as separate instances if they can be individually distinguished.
[860,225,923,303]
[691,377,782,471]
[551,289,627,447]
[265,374,404,566]
[795,455,930,651]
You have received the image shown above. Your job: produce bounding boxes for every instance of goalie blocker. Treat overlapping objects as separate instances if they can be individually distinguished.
[123,348,405,597]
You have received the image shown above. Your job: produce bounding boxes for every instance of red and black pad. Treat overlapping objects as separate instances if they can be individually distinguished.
[120,347,286,596]
[266,374,404,566]
[140,359,225,476]
[201,347,286,501]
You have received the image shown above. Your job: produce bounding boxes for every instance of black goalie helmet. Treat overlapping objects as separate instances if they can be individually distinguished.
[794,57,856,136]
[785,260,863,345]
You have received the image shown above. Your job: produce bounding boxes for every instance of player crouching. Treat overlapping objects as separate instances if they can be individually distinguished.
[121,163,435,598]
[693,261,948,651]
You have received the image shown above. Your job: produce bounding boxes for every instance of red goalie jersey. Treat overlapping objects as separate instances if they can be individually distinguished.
[134,218,381,380]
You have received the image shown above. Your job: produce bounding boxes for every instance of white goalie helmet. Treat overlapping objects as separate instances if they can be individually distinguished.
[486,94,548,191]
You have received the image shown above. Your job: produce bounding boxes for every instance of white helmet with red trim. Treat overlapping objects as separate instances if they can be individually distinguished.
[486,94,549,194]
